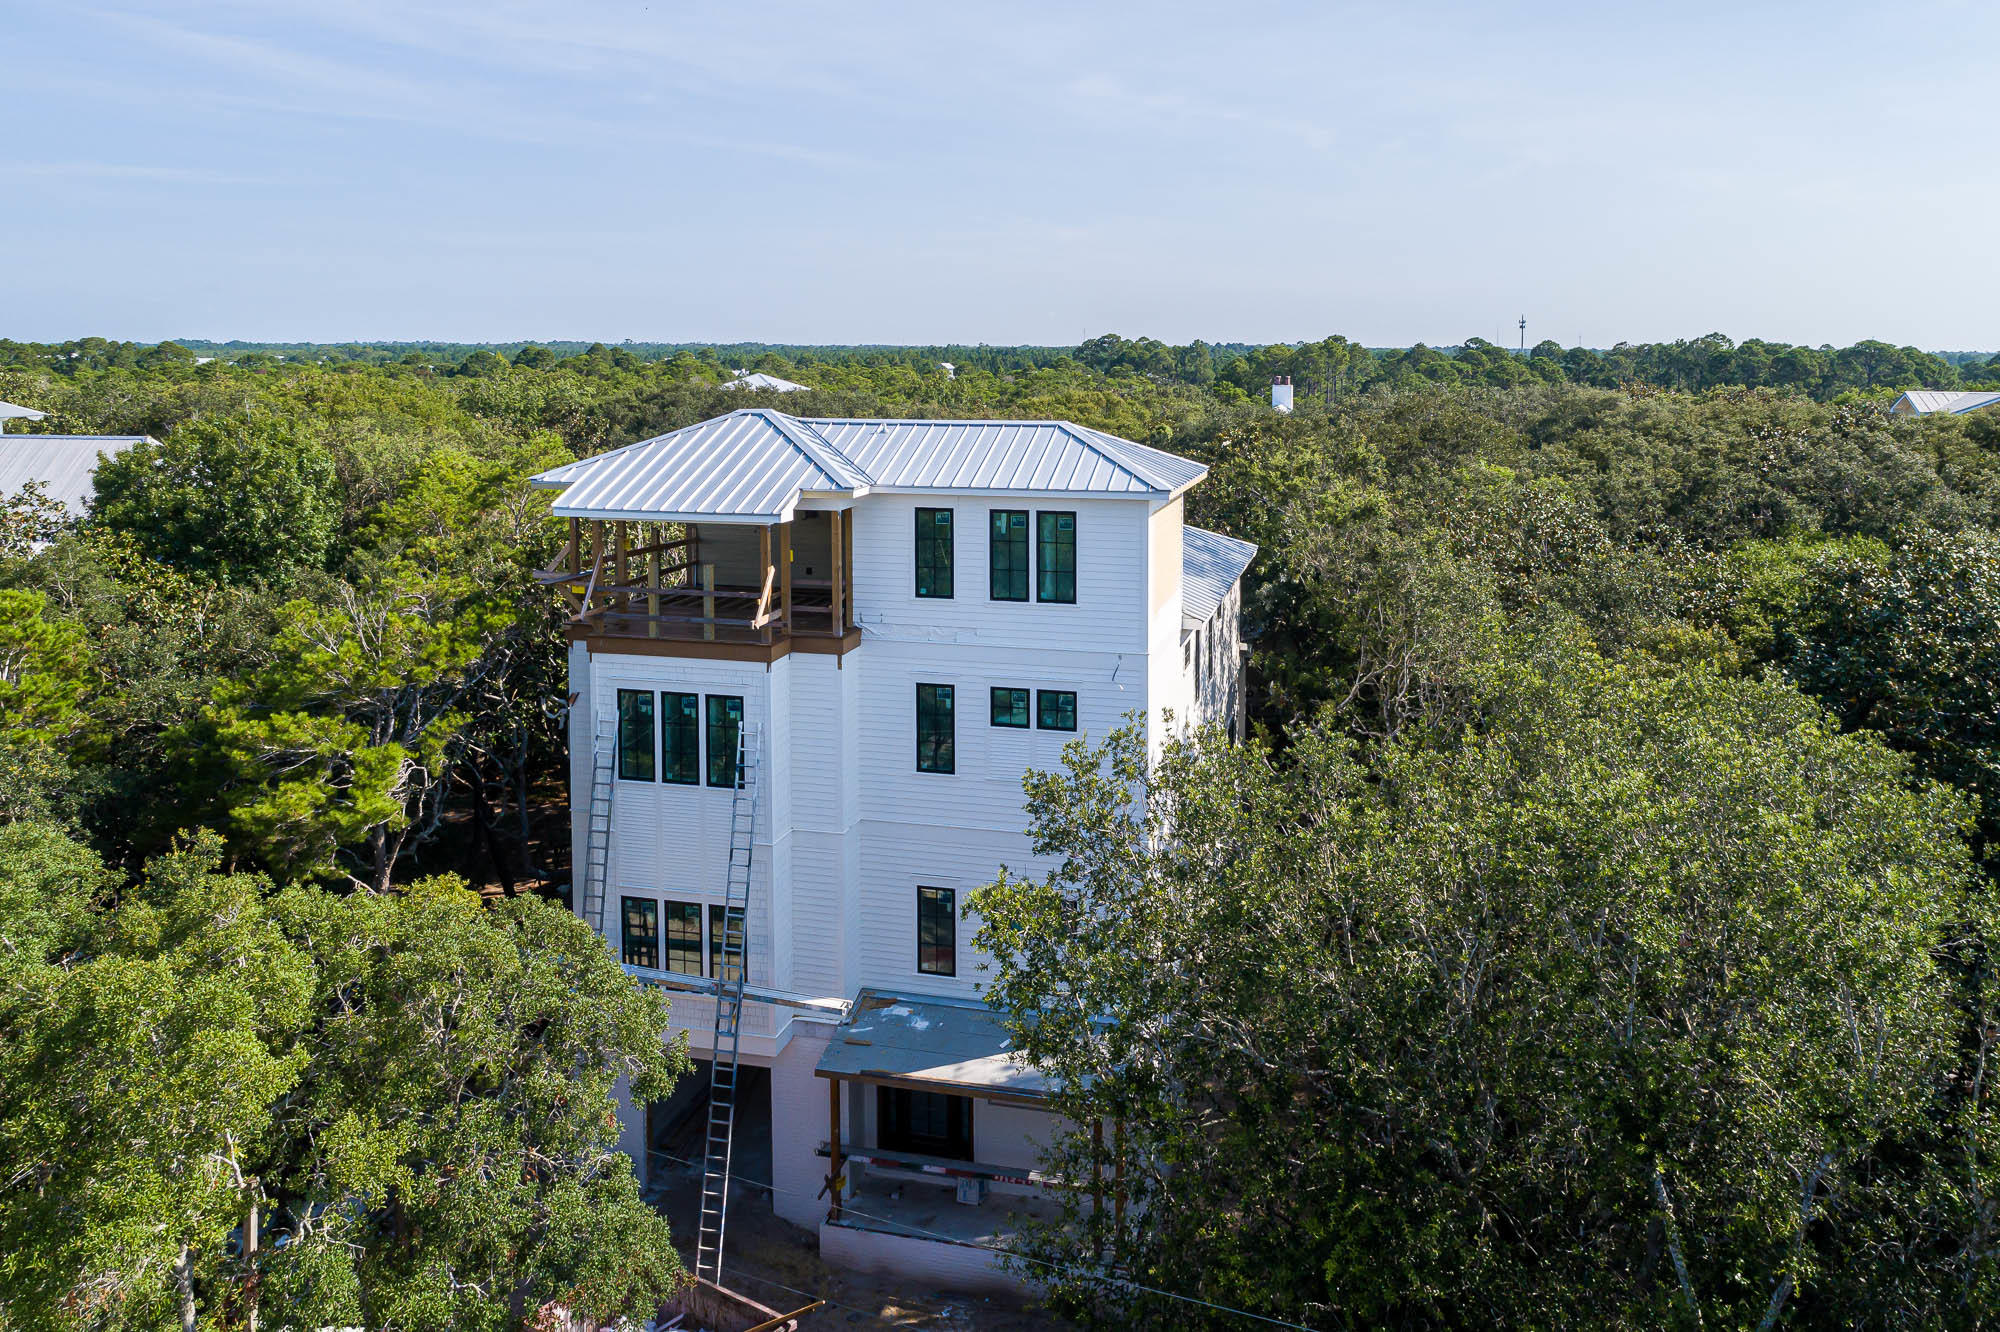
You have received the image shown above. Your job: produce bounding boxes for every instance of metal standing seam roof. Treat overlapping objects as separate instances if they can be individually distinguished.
[813,989,1055,1100]
[0,401,49,424]
[1182,526,1258,625]
[720,370,811,392]
[531,408,1208,521]
[0,435,150,517]
[1894,390,2000,415]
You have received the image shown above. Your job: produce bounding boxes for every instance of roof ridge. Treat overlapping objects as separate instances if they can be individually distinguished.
[755,409,873,487]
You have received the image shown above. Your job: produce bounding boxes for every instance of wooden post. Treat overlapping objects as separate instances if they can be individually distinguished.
[829,509,845,635]
[758,525,773,642]
[566,517,579,574]
[589,521,605,615]
[648,524,660,639]
[614,522,629,619]
[1092,1119,1105,1243]
[702,562,716,641]
[828,1079,844,1222]
[843,508,854,629]
[1114,1118,1126,1251]
[779,519,793,635]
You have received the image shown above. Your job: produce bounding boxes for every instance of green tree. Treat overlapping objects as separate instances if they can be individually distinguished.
[975,646,1996,1329]
[92,415,340,586]
[0,589,90,745]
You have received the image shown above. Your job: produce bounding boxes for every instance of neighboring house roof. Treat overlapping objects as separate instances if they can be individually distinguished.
[1892,390,2000,415]
[721,370,811,393]
[0,401,49,426]
[1182,525,1257,627]
[0,434,150,518]
[532,408,1210,521]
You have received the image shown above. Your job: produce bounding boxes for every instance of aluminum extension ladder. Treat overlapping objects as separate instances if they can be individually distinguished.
[578,707,617,936]
[694,720,760,1285]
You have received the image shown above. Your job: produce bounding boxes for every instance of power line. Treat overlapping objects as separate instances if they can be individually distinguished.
[651,1150,1323,1331]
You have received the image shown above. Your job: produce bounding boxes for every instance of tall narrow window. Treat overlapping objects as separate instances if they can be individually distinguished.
[662,691,700,785]
[616,689,655,781]
[916,683,955,773]
[706,695,743,788]
[918,886,956,976]
[1037,689,1078,732]
[662,901,702,976]
[990,687,1029,728]
[1037,512,1076,604]
[989,510,1029,601]
[709,903,743,982]
[915,507,954,598]
[620,896,658,968]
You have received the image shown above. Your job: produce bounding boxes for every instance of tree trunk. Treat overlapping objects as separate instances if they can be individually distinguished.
[175,1244,197,1332]
[244,1198,261,1332]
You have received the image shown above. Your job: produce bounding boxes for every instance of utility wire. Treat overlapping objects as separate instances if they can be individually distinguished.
[650,1149,1321,1331]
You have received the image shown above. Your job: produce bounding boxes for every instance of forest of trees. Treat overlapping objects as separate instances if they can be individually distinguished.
[5,339,2000,1327]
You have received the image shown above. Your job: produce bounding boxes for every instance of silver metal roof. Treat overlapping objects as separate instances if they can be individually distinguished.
[1893,390,2000,415]
[1182,525,1257,625]
[721,370,810,393]
[0,401,49,424]
[0,435,149,517]
[814,989,1053,1099]
[532,408,1208,522]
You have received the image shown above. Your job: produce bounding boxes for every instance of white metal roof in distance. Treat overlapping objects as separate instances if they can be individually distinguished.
[0,400,49,423]
[1182,525,1257,626]
[531,408,1209,523]
[0,434,151,518]
[534,409,869,523]
[1893,390,2000,415]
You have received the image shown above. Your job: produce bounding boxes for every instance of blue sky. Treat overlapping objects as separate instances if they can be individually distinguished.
[3,1,1995,349]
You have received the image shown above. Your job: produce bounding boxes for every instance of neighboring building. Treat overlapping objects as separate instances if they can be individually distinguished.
[1270,374,1294,413]
[0,400,49,433]
[531,408,1254,1291]
[0,429,152,524]
[721,369,811,393]
[1890,389,2000,417]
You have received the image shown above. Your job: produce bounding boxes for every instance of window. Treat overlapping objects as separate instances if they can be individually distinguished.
[918,886,956,975]
[706,695,743,788]
[1037,689,1077,732]
[915,508,954,598]
[989,510,1029,601]
[662,691,700,785]
[616,690,654,781]
[709,903,743,983]
[916,683,955,773]
[620,896,658,968]
[1037,512,1076,604]
[663,901,702,976]
[989,687,1029,729]
[878,1087,973,1161]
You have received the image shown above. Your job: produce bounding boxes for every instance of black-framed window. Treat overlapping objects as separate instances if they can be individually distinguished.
[662,691,700,785]
[709,903,743,983]
[621,896,658,968]
[1037,512,1076,604]
[989,510,1029,601]
[918,886,956,976]
[916,507,954,598]
[706,695,743,788]
[663,900,702,976]
[916,683,955,773]
[990,687,1029,728]
[616,690,654,781]
[879,1087,974,1161]
[1037,689,1077,732]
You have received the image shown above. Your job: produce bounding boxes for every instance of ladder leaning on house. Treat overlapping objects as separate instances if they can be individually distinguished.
[578,707,618,936]
[694,720,760,1286]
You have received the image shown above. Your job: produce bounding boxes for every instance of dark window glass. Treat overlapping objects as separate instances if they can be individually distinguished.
[918,886,956,975]
[916,683,955,773]
[915,507,954,598]
[706,695,744,788]
[878,1087,974,1161]
[989,510,1029,601]
[989,687,1029,728]
[1037,689,1077,732]
[616,689,654,781]
[709,903,743,983]
[1037,512,1076,604]
[662,691,699,785]
[620,896,658,969]
[662,901,702,976]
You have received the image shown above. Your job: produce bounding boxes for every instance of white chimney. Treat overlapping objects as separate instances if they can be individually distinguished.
[1270,374,1294,414]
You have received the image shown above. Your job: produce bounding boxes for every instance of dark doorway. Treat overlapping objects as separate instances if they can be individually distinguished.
[878,1086,974,1161]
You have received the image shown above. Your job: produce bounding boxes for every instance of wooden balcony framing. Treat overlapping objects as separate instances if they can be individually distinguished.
[540,514,858,661]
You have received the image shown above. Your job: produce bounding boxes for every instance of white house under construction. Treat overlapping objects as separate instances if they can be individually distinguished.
[530,409,1255,1292]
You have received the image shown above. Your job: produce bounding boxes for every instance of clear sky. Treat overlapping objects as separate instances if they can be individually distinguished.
[3,1,1994,349]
